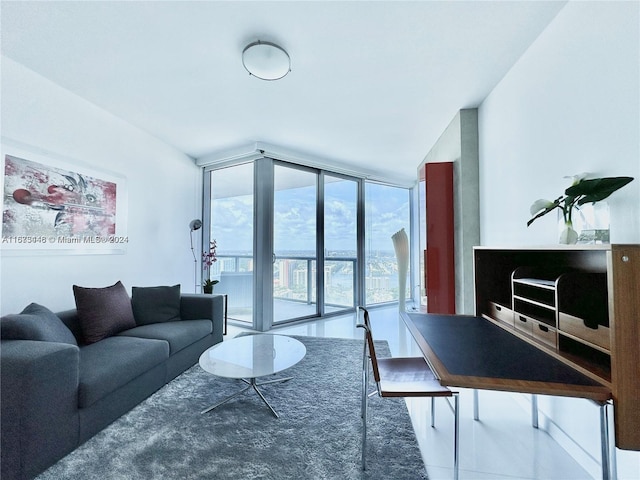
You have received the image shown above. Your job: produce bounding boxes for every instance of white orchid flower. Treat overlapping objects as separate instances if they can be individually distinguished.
[558,226,579,244]
[529,199,554,216]
[563,172,589,186]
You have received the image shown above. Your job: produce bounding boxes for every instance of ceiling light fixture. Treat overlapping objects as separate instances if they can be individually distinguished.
[242,41,291,81]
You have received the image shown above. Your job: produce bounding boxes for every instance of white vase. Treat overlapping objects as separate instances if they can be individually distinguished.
[575,202,610,244]
[557,203,610,245]
[391,228,409,311]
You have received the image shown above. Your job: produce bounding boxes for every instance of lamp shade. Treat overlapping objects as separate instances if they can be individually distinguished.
[189,219,202,231]
[242,41,290,81]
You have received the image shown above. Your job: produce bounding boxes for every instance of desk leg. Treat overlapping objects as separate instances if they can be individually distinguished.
[473,389,479,421]
[599,402,613,480]
[430,397,436,428]
[531,394,539,429]
[610,411,618,480]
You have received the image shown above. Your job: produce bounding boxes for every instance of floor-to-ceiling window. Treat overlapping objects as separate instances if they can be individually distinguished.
[364,183,411,306]
[207,163,254,324]
[323,174,358,312]
[206,157,411,330]
[273,164,318,324]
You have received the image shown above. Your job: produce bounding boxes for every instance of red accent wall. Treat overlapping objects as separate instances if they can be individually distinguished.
[424,162,456,314]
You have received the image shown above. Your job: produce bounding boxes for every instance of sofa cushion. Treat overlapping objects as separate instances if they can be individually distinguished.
[131,284,181,325]
[0,303,77,346]
[78,336,169,408]
[73,281,136,344]
[118,320,213,355]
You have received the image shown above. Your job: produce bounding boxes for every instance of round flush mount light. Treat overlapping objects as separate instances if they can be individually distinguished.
[242,41,291,81]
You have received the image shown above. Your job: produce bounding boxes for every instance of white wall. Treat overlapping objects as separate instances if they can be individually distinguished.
[479,1,639,246]
[1,57,204,315]
[478,1,639,477]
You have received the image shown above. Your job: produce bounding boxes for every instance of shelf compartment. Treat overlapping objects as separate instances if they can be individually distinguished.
[513,298,556,327]
[558,334,611,382]
[513,280,556,307]
[557,272,609,329]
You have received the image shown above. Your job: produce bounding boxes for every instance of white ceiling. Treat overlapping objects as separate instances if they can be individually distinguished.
[1,1,567,185]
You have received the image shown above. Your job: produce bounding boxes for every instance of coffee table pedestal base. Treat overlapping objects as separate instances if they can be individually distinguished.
[201,376,292,418]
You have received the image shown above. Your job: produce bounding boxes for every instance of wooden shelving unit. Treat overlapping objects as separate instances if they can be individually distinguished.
[474,245,640,451]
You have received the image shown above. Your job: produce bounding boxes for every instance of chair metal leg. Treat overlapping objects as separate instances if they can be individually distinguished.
[453,393,460,480]
[362,382,368,470]
[361,352,368,470]
[531,394,539,428]
[361,365,366,418]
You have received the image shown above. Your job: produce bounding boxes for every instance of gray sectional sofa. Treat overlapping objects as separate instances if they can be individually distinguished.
[0,283,224,480]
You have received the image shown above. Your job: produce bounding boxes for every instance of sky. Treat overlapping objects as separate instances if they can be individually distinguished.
[210,165,410,255]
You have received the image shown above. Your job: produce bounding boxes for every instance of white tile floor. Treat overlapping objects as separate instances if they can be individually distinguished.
[226,306,594,480]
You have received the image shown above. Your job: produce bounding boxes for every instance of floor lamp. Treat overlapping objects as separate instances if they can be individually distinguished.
[189,219,202,293]
[392,228,409,312]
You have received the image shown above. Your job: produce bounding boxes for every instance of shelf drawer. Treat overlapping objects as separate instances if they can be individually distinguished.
[558,312,610,351]
[488,302,514,327]
[533,322,557,349]
[514,312,534,336]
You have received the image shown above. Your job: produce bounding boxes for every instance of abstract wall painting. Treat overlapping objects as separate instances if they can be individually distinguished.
[1,140,128,254]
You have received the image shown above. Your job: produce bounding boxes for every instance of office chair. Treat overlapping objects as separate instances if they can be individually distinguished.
[357,306,460,480]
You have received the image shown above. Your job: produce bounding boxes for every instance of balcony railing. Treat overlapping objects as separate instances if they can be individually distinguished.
[211,254,403,315]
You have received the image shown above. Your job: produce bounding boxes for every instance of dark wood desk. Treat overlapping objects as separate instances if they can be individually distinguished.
[403,312,610,401]
[402,311,614,478]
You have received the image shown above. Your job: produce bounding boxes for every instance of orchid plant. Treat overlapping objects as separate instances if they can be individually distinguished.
[202,239,219,288]
[527,174,634,243]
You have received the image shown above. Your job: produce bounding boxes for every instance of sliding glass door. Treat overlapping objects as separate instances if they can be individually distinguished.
[273,164,318,323]
[207,157,411,330]
[207,163,254,324]
[323,174,358,312]
[364,183,411,306]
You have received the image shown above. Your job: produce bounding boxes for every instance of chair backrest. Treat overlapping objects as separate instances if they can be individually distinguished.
[358,307,381,383]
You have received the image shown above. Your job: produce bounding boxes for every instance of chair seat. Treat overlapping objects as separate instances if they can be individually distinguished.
[377,357,452,397]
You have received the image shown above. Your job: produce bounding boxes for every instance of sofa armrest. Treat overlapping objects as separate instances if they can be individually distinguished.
[180,294,224,332]
[1,340,80,480]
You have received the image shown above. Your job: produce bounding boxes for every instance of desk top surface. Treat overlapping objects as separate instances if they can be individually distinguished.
[403,312,611,401]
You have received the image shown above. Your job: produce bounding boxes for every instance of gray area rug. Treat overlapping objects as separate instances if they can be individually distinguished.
[37,335,427,479]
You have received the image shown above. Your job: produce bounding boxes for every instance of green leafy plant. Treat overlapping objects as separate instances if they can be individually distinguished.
[527,175,634,228]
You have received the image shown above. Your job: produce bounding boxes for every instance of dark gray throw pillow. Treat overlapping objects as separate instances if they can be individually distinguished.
[131,284,181,326]
[73,281,136,344]
[0,303,77,345]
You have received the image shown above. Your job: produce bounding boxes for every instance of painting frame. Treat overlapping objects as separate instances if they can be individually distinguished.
[1,138,128,255]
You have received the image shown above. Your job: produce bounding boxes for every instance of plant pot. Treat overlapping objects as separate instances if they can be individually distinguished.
[203,285,213,294]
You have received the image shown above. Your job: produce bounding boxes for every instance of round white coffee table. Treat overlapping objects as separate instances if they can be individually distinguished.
[198,334,306,418]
